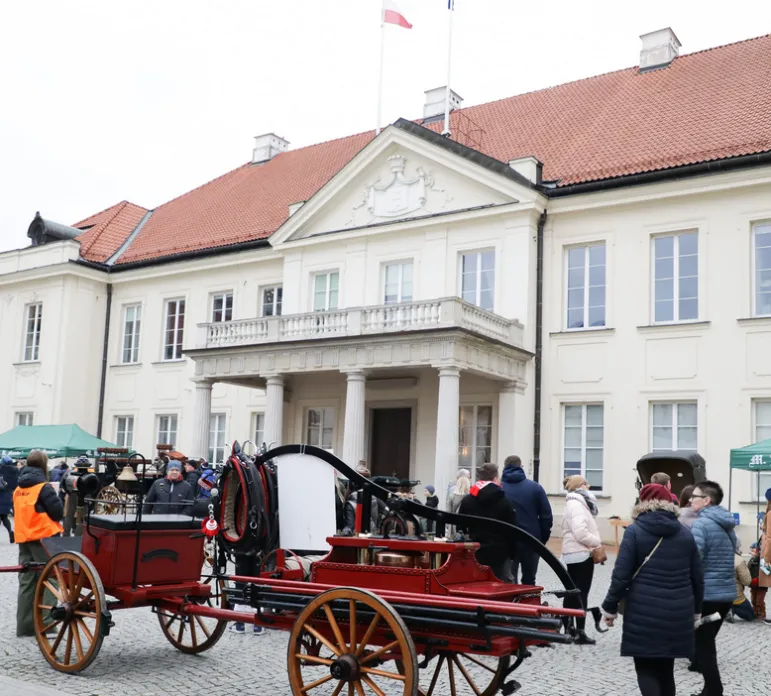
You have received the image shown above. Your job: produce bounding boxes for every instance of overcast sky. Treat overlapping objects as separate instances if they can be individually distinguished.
[1,0,769,253]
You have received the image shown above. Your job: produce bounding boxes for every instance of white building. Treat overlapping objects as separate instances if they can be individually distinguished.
[3,28,771,541]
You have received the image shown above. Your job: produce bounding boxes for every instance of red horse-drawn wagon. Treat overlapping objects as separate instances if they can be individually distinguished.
[2,444,587,695]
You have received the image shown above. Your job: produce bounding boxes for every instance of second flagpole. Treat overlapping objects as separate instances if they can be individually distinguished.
[442,1,455,136]
[376,7,386,136]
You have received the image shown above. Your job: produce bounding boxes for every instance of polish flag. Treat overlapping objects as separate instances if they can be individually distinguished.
[383,0,412,29]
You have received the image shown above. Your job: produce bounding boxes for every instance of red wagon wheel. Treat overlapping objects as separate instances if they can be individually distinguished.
[33,551,106,674]
[287,587,418,696]
[157,576,229,654]
[399,652,510,696]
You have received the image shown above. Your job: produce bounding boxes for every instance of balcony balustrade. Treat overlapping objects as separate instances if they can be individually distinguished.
[197,297,524,349]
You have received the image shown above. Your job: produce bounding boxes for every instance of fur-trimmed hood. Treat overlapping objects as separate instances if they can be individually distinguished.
[631,500,682,539]
[631,499,679,520]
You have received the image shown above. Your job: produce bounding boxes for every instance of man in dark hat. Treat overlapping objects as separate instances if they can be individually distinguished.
[144,460,194,515]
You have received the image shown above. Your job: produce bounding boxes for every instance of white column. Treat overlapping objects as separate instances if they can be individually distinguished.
[433,366,461,509]
[192,380,213,460]
[497,381,519,466]
[342,370,367,466]
[264,375,285,448]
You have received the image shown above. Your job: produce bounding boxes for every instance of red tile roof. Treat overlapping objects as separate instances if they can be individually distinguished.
[75,201,149,263]
[75,33,771,265]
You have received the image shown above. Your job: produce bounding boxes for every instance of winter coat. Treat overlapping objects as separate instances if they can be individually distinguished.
[49,464,68,484]
[691,505,740,603]
[458,482,518,569]
[561,492,601,556]
[344,491,385,533]
[449,493,464,515]
[143,478,194,516]
[759,510,771,589]
[0,462,20,515]
[735,558,752,603]
[679,506,698,529]
[500,466,553,543]
[602,500,704,659]
[185,470,201,492]
[15,466,64,522]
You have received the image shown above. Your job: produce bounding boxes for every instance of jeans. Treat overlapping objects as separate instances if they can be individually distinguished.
[563,557,594,631]
[693,601,731,696]
[633,657,675,696]
[731,597,756,621]
[511,545,540,585]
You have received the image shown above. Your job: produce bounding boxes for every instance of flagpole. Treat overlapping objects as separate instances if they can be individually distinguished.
[376,6,386,136]
[442,1,455,136]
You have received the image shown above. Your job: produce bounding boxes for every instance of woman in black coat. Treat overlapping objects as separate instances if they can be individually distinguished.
[602,484,704,696]
[0,456,19,542]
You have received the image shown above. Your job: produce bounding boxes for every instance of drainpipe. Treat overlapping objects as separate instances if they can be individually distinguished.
[532,211,547,483]
[96,283,113,438]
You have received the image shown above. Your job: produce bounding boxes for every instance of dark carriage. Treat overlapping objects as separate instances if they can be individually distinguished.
[635,450,707,498]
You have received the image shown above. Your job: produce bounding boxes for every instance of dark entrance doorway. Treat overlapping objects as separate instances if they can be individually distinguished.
[370,408,412,480]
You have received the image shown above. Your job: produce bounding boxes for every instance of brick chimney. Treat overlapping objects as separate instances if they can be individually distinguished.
[252,133,289,164]
[639,28,681,72]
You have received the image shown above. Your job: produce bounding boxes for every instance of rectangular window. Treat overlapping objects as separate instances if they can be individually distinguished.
[23,303,43,362]
[566,245,606,329]
[163,299,186,361]
[653,232,698,323]
[460,250,494,311]
[156,415,178,447]
[251,412,265,448]
[122,304,142,364]
[458,405,493,483]
[15,412,34,427]
[313,273,339,312]
[563,404,604,491]
[209,413,227,464]
[753,401,771,497]
[115,416,134,449]
[383,261,414,304]
[261,286,283,317]
[651,402,698,451]
[753,222,771,317]
[306,407,335,450]
[211,293,233,323]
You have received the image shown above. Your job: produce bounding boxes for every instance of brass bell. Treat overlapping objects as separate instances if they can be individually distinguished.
[117,464,138,483]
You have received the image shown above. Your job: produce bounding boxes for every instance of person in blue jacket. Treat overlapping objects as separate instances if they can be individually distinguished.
[602,483,704,696]
[500,455,553,585]
[0,455,19,542]
[690,480,739,696]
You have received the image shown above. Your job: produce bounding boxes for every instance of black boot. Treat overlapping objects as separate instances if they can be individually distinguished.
[575,630,596,645]
[9,531,14,544]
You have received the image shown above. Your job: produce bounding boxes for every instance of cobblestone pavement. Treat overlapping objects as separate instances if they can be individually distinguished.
[0,537,767,696]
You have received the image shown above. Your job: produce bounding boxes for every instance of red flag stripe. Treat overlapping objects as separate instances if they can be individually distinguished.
[383,5,412,29]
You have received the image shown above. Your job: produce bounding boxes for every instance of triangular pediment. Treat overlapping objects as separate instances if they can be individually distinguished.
[271,123,540,246]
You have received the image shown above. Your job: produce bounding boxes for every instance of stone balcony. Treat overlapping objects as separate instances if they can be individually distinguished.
[195,297,524,350]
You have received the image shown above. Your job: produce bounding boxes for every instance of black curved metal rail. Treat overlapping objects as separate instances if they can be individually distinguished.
[256,444,580,602]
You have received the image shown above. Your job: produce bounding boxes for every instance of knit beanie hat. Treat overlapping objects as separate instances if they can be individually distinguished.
[765,487,771,502]
[563,475,587,492]
[425,485,435,495]
[167,460,183,474]
[639,483,673,503]
[0,455,13,465]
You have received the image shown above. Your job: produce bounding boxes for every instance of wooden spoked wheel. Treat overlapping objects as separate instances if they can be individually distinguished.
[287,587,418,696]
[33,551,106,674]
[157,576,229,654]
[94,485,126,514]
[402,653,510,696]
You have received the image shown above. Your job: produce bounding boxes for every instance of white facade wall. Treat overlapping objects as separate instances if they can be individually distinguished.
[3,139,771,545]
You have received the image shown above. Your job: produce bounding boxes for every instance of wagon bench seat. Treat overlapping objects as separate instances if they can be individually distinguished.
[87,514,201,531]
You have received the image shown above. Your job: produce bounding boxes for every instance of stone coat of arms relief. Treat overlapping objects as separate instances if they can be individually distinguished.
[345,155,453,228]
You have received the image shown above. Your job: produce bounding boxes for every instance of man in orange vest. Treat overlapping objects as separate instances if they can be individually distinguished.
[13,450,63,636]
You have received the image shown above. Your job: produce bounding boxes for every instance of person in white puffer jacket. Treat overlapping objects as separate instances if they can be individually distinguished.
[561,474,603,644]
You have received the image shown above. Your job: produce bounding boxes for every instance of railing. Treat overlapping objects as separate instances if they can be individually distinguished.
[197,298,524,349]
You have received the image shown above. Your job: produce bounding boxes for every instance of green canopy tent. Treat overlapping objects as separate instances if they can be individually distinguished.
[0,424,124,459]
[729,438,771,538]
